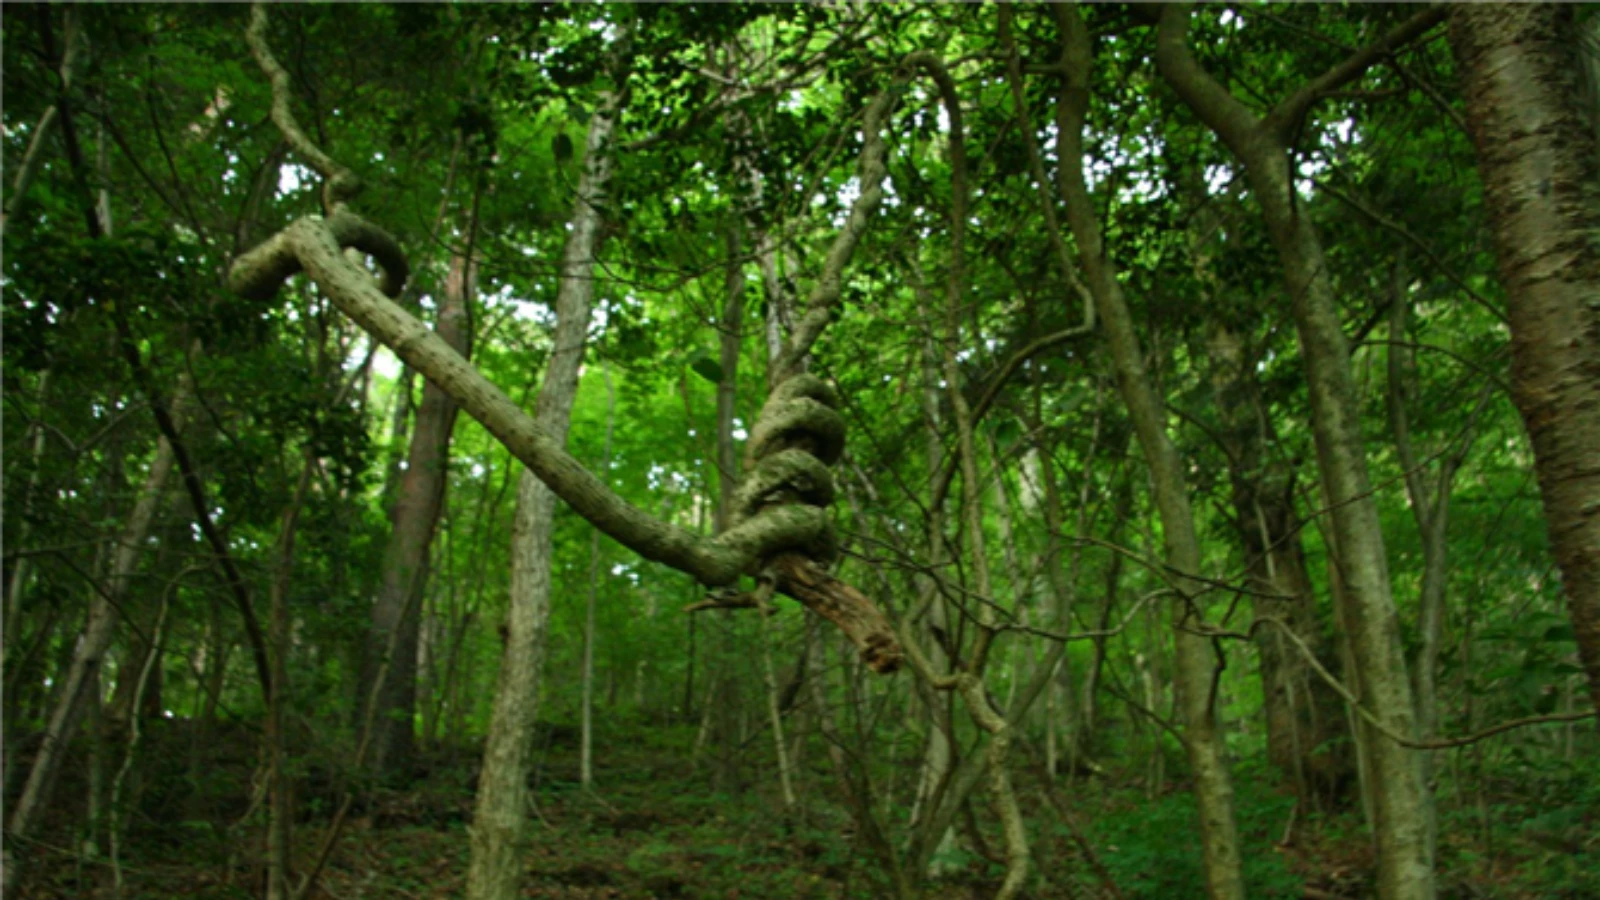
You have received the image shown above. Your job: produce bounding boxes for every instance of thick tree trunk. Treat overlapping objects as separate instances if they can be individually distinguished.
[1451,4,1600,718]
[360,250,474,778]
[1048,8,1245,896]
[465,63,623,900]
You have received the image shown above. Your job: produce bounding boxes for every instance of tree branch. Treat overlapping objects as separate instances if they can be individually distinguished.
[1269,6,1449,144]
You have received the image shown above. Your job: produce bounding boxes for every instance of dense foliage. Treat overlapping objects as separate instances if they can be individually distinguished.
[3,4,1596,900]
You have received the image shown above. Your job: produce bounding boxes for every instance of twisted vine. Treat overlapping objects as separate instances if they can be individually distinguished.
[723,372,902,673]
[229,5,905,673]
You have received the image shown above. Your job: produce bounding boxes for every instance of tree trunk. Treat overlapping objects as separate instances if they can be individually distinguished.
[1156,8,1444,896]
[2,373,53,794]
[1207,324,1351,807]
[707,214,748,794]
[266,459,315,900]
[361,250,474,777]
[1451,3,1600,718]
[1047,8,1245,896]
[465,53,625,900]
[580,364,614,791]
[1,6,79,238]
[3,384,189,892]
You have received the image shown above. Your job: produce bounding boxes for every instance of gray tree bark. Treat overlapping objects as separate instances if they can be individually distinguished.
[465,55,625,900]
[1048,7,1246,896]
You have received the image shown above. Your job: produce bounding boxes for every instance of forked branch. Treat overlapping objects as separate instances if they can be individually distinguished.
[230,4,910,672]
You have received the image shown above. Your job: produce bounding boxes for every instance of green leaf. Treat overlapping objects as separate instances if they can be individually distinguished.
[689,356,724,384]
[1543,624,1576,642]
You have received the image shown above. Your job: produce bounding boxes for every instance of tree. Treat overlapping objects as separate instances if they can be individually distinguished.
[1451,3,1600,720]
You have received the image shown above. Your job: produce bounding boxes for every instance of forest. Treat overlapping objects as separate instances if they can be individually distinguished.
[2,3,1597,899]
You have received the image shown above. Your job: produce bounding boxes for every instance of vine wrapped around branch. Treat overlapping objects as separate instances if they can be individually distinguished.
[229,5,913,673]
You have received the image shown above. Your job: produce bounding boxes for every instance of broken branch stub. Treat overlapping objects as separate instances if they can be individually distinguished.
[731,374,903,673]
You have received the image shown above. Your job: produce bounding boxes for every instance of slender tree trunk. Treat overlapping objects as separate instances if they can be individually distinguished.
[109,584,169,897]
[906,290,956,872]
[1157,8,1445,896]
[2,373,54,794]
[465,48,626,899]
[1043,8,1246,896]
[706,214,749,794]
[808,624,914,900]
[1,7,79,238]
[3,385,189,891]
[266,459,314,900]
[580,364,614,791]
[3,374,52,652]
[1451,4,1600,718]
[1207,324,1350,806]
[361,250,475,777]
[3,106,62,238]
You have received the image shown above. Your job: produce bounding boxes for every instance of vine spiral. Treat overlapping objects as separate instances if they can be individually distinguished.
[728,373,846,566]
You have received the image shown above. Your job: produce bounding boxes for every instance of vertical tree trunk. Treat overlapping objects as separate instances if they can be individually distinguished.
[1,6,78,238]
[1451,4,1600,718]
[266,460,314,900]
[707,214,748,795]
[1157,9,1445,896]
[905,289,956,872]
[1207,324,1351,807]
[360,250,475,778]
[1045,8,1246,896]
[3,374,52,654]
[465,48,626,899]
[580,364,614,791]
[108,584,168,896]
[3,386,189,892]
[2,373,53,795]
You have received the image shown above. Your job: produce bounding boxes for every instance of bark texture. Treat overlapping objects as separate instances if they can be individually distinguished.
[360,251,474,777]
[1451,4,1600,717]
[465,65,622,900]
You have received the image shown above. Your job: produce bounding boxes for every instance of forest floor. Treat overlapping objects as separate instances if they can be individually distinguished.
[11,718,1596,899]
